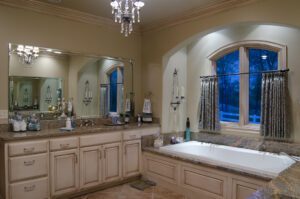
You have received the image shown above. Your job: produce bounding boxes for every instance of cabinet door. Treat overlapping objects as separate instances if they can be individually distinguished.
[50,149,79,196]
[103,142,122,182]
[123,140,141,178]
[232,179,263,199]
[80,146,103,189]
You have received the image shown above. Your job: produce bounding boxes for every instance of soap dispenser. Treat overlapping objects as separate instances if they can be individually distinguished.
[185,117,191,142]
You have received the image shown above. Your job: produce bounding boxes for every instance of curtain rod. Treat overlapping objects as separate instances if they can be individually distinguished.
[199,69,289,79]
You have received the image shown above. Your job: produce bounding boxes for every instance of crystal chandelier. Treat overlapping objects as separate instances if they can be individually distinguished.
[16,45,40,64]
[110,0,145,37]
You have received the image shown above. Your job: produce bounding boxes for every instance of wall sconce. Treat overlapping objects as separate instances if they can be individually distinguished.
[45,85,52,104]
[23,88,29,106]
[170,69,185,111]
[83,80,93,106]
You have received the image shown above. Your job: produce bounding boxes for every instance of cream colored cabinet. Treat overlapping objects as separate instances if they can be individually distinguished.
[123,140,141,178]
[232,179,263,199]
[103,142,122,182]
[9,177,49,199]
[80,146,103,189]
[6,140,50,199]
[50,148,79,196]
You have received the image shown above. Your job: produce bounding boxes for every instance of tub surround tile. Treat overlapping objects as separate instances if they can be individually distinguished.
[249,162,300,199]
[0,124,9,133]
[154,131,300,156]
[142,147,273,181]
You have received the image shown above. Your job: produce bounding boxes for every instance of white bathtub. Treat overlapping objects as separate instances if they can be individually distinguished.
[159,141,295,179]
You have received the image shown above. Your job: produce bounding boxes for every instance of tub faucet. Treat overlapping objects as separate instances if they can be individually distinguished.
[279,152,300,162]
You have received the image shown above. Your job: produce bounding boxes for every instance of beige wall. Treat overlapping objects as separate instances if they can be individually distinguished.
[0,4,142,120]
[162,48,187,133]
[77,59,99,117]
[141,0,300,141]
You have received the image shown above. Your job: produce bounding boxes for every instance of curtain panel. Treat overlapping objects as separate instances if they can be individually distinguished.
[199,77,220,132]
[260,72,289,140]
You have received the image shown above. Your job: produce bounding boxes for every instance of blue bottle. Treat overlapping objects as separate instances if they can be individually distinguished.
[185,117,191,142]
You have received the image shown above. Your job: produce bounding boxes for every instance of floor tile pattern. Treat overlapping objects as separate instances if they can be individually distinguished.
[74,183,187,199]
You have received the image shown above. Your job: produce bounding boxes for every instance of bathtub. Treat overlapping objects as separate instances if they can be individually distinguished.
[159,141,295,179]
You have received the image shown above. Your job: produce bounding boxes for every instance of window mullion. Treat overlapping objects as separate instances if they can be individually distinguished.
[239,47,249,126]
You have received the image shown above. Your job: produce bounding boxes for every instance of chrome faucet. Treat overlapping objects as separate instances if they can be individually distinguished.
[279,152,300,162]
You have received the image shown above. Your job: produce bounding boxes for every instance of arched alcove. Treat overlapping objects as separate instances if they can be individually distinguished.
[161,23,300,141]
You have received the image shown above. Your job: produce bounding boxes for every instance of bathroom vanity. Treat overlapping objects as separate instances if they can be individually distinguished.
[0,125,160,199]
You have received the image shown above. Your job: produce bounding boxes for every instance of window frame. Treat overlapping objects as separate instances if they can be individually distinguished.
[208,40,287,133]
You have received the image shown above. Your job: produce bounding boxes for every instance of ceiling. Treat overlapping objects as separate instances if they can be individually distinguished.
[36,0,225,25]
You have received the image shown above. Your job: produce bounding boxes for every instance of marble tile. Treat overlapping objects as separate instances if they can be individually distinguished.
[74,182,186,199]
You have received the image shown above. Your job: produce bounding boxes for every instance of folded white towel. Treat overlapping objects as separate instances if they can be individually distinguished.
[143,99,152,114]
[125,98,131,112]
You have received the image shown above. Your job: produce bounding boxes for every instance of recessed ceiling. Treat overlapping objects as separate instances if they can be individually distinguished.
[36,0,224,25]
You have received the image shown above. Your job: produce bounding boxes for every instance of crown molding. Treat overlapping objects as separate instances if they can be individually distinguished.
[141,0,259,33]
[0,0,141,31]
[0,0,257,34]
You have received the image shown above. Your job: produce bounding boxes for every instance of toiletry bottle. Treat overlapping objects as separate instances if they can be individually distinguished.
[137,114,142,126]
[185,117,191,142]
[66,117,72,129]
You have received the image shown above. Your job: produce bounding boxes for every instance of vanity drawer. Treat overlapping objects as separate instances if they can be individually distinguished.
[10,177,49,199]
[50,137,78,151]
[80,132,122,147]
[9,153,48,182]
[123,130,141,141]
[8,140,48,156]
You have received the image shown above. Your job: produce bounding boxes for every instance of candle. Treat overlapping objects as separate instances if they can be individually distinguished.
[175,87,179,98]
[180,86,185,98]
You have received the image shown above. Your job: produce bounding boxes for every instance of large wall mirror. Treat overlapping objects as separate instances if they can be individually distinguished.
[8,43,134,120]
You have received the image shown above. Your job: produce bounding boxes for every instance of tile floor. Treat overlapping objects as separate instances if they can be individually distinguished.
[75,182,187,199]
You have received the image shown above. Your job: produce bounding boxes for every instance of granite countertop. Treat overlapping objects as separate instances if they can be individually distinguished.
[0,123,160,142]
[250,162,300,199]
[142,146,273,181]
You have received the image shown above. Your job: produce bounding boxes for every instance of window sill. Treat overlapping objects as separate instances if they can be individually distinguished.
[220,122,260,135]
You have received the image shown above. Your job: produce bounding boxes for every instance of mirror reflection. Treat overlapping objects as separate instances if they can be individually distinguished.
[8,43,134,120]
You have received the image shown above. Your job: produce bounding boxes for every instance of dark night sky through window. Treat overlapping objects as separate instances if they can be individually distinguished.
[216,48,278,124]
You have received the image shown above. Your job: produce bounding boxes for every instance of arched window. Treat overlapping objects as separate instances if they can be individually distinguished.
[209,41,286,131]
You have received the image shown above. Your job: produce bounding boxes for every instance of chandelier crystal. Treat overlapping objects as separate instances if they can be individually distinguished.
[110,0,145,37]
[16,45,40,64]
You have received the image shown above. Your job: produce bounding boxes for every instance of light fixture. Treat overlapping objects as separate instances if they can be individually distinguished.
[54,51,62,54]
[16,45,40,64]
[83,80,93,106]
[45,85,52,104]
[47,49,53,52]
[110,0,145,37]
[170,69,185,111]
